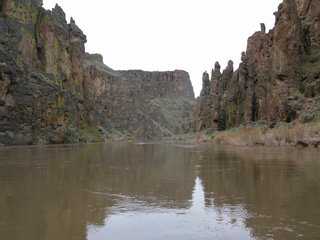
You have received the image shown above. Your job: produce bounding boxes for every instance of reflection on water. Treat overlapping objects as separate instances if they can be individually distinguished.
[0,143,319,239]
[87,176,251,240]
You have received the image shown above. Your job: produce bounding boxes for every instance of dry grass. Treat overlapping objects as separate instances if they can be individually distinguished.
[214,123,320,148]
[214,127,263,147]
[265,123,316,146]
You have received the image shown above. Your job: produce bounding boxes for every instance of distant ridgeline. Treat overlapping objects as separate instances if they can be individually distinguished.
[1,0,320,146]
[195,0,320,132]
[0,0,195,145]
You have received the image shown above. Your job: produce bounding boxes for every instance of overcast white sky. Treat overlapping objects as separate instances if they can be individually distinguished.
[43,0,282,97]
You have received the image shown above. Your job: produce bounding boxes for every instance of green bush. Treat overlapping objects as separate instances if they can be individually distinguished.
[299,84,306,94]
[274,121,292,129]
[301,50,320,76]
[65,121,102,143]
[300,114,315,123]
[309,52,320,63]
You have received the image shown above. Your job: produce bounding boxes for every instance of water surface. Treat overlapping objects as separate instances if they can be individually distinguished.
[0,143,319,239]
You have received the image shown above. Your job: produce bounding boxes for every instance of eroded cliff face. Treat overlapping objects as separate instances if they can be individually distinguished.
[0,1,90,145]
[0,1,195,145]
[196,0,320,132]
[83,53,195,139]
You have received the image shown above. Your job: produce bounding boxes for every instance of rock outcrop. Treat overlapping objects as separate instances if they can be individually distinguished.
[0,1,89,145]
[0,1,195,145]
[196,0,320,132]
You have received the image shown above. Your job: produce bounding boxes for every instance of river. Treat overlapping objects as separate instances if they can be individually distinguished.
[0,142,319,239]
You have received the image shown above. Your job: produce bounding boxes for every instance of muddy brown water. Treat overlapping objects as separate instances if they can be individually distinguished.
[0,142,319,239]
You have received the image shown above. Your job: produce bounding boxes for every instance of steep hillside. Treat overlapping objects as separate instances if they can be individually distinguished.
[0,1,195,145]
[196,0,320,132]
[83,53,195,139]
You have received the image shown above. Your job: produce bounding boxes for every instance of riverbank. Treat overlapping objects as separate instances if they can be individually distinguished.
[174,121,320,148]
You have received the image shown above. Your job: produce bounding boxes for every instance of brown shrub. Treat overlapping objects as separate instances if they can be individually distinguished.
[214,123,320,147]
[214,127,263,147]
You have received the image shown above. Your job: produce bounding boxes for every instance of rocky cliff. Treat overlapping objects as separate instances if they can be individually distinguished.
[196,0,320,132]
[83,53,195,139]
[0,0,195,145]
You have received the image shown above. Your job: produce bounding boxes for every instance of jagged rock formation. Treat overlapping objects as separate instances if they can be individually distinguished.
[0,0,195,145]
[196,0,320,132]
[0,1,89,145]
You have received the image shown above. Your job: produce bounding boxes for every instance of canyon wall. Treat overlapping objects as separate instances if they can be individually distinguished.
[0,0,195,145]
[196,0,320,132]
[83,54,195,139]
[2,0,319,145]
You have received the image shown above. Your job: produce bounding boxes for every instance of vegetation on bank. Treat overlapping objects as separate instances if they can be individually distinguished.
[63,121,131,143]
[174,121,320,148]
[213,122,320,148]
[33,115,320,147]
